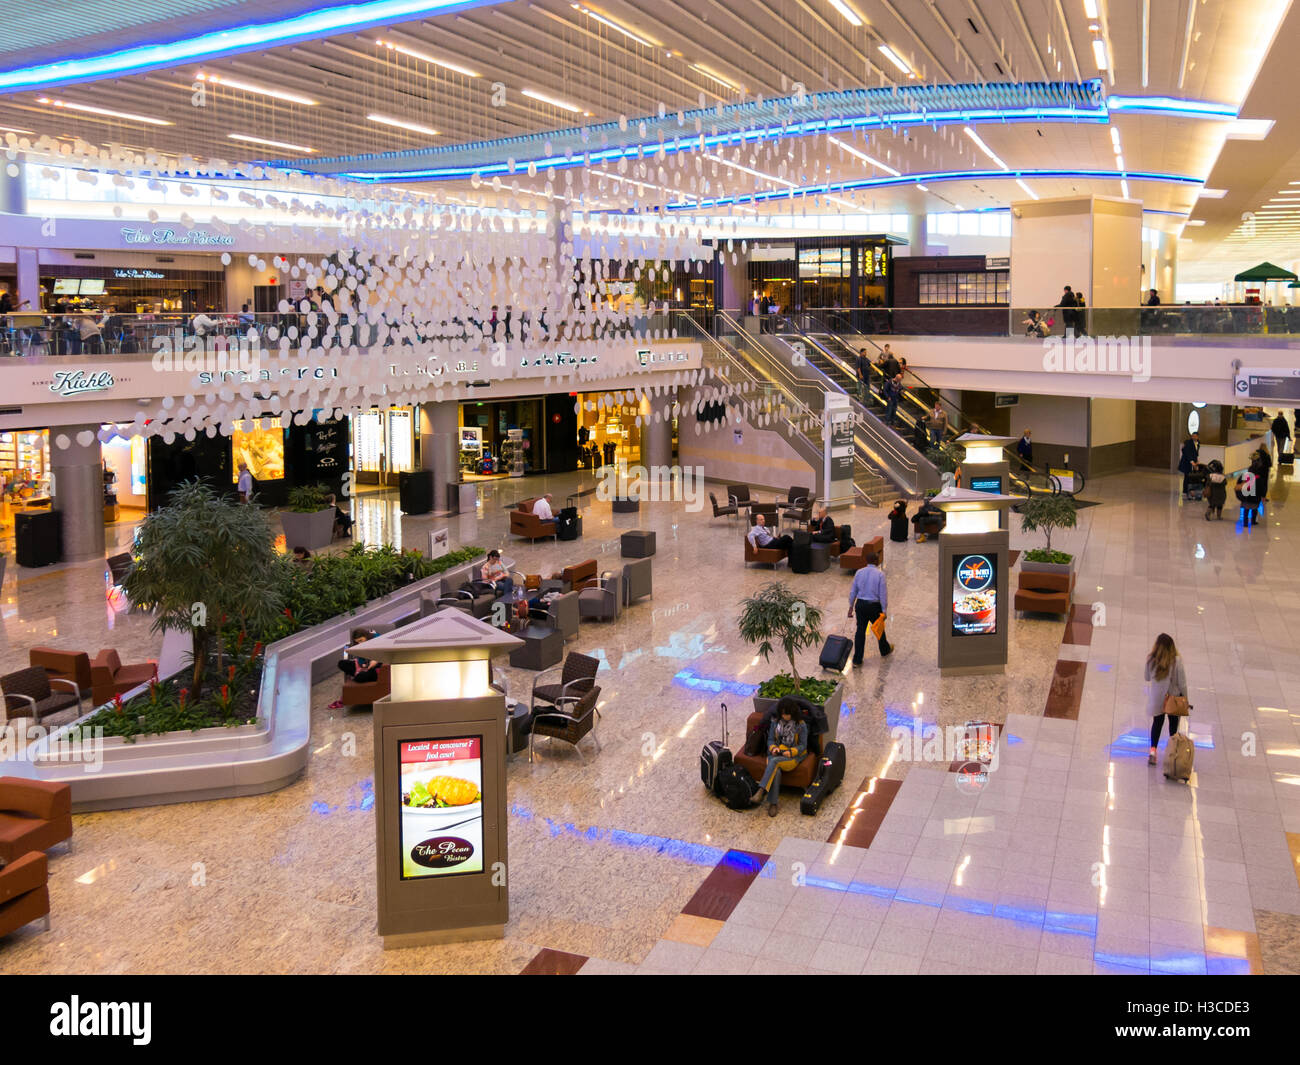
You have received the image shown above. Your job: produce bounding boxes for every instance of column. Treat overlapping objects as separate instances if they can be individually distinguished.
[0,154,26,214]
[17,247,39,311]
[50,425,103,563]
[643,392,673,474]
[420,399,460,508]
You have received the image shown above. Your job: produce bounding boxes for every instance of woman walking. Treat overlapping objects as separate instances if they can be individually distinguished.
[1146,633,1187,766]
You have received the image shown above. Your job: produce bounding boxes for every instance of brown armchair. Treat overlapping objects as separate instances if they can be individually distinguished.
[28,648,92,694]
[1014,570,1075,616]
[0,851,51,939]
[509,498,557,542]
[342,663,391,709]
[529,652,602,764]
[561,558,599,591]
[733,711,824,791]
[0,667,82,723]
[744,534,787,568]
[0,776,73,864]
[90,649,157,707]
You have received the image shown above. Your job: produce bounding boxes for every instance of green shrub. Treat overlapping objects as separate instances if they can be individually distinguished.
[1019,493,1077,555]
[1023,548,1074,565]
[737,582,823,694]
[756,674,838,705]
[287,484,331,512]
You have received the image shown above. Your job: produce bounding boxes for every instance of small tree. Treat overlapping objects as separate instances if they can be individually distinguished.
[737,582,823,693]
[1019,492,1078,556]
[123,480,284,698]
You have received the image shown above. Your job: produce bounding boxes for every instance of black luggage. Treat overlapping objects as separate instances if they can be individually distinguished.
[800,741,846,815]
[556,506,580,541]
[788,531,812,573]
[1282,451,1294,466]
[700,701,733,794]
[718,763,759,810]
[838,523,854,552]
[819,634,852,673]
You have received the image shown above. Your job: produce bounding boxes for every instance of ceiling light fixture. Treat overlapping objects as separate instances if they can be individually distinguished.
[521,88,593,116]
[374,38,480,78]
[963,126,1008,170]
[827,0,863,27]
[1197,188,1227,198]
[1121,178,1130,198]
[877,45,912,76]
[690,63,740,91]
[1225,118,1274,141]
[1092,39,1108,71]
[1016,178,1039,200]
[36,97,173,125]
[1116,155,1125,169]
[569,4,660,48]
[194,71,317,105]
[1084,0,1099,17]
[1184,219,1205,226]
[367,113,439,137]
[228,132,314,153]
[1109,126,1121,148]
[828,135,901,175]
[916,183,929,192]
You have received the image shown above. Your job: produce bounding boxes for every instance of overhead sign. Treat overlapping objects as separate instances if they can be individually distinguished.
[1234,368,1300,402]
[994,394,1019,408]
[113,268,166,280]
[49,370,114,397]
[120,226,234,247]
[986,257,1010,269]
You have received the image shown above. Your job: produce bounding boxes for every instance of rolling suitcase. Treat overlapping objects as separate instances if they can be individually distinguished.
[700,701,733,794]
[800,741,846,814]
[1282,451,1294,467]
[788,529,813,573]
[819,634,852,673]
[556,506,580,541]
[1163,732,1194,782]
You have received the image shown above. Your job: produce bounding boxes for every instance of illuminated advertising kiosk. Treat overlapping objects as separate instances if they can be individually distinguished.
[953,433,1016,523]
[363,609,523,948]
[932,483,1023,676]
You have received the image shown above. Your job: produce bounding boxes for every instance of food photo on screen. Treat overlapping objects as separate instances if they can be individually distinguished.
[399,737,484,880]
[952,554,997,636]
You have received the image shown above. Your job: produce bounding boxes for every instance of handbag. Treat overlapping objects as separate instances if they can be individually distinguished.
[870,612,888,640]
[1163,693,1189,717]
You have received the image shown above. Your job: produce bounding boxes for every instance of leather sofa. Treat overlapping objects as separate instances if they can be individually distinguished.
[28,648,92,697]
[839,536,884,573]
[1014,570,1075,615]
[90,649,157,707]
[0,851,50,939]
[342,663,391,709]
[621,557,652,606]
[509,498,557,542]
[733,710,825,792]
[744,535,787,568]
[0,777,73,864]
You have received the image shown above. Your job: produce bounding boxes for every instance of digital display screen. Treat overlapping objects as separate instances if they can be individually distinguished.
[970,476,1002,494]
[230,418,285,483]
[400,736,483,880]
[952,553,997,637]
[78,279,106,296]
[53,279,79,295]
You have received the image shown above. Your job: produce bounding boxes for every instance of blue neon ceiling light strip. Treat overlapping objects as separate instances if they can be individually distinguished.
[663,169,1204,211]
[0,0,508,93]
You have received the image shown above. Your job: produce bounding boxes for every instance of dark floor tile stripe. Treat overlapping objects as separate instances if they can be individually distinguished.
[828,776,902,848]
[680,848,769,921]
[521,948,589,975]
[1044,659,1086,719]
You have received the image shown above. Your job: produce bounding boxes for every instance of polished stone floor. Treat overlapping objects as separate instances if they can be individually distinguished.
[2,463,1299,974]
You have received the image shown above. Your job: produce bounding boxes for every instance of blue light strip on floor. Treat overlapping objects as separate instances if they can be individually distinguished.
[0,0,508,92]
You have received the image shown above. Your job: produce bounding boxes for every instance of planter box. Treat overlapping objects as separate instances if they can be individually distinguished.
[1020,557,1074,578]
[753,682,843,743]
[280,507,335,551]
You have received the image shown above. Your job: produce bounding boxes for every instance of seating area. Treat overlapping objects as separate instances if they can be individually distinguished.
[4,646,157,721]
[1014,569,1075,616]
[0,777,73,940]
[509,497,559,542]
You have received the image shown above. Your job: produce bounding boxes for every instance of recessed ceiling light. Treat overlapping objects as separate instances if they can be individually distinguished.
[1197,188,1227,198]
[1225,118,1274,140]
[1116,155,1125,170]
[963,127,1008,170]
[916,183,929,192]
[1084,0,1099,18]
[1092,39,1109,71]
[691,63,740,91]
[569,3,660,48]
[827,0,863,27]
[878,45,912,76]
[521,88,592,115]
[827,135,900,176]
[374,38,480,78]
[1184,220,1206,226]
[367,114,439,137]
[228,133,313,153]
[36,97,173,125]
[1121,179,1130,199]
[1016,178,1039,200]
[1109,126,1121,148]
[194,72,317,106]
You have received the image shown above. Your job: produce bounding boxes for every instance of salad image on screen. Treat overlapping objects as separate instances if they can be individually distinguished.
[952,554,997,636]
[399,737,484,880]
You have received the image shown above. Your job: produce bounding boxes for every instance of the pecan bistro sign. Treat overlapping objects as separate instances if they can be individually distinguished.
[120,226,234,247]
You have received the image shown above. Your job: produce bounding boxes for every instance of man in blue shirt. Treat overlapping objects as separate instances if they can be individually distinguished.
[847,551,892,663]
[747,513,793,551]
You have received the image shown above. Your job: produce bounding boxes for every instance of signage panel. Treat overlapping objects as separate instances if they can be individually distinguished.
[952,553,997,637]
[399,736,484,881]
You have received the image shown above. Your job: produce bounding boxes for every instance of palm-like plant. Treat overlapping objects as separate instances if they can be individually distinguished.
[737,582,824,693]
[122,480,284,698]
[1019,492,1078,555]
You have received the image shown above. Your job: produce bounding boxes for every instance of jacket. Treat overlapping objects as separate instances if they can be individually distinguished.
[1144,655,1187,717]
[1178,439,1199,473]
[765,717,808,764]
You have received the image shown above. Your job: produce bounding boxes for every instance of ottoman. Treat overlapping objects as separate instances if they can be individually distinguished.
[865,536,884,568]
[839,545,866,573]
[612,496,640,513]
[809,543,831,572]
[508,624,563,671]
[621,530,656,558]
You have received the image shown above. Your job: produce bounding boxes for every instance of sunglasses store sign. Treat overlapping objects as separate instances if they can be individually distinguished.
[120,226,233,248]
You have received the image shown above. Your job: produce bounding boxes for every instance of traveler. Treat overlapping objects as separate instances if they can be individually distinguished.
[1145,633,1187,766]
[1056,286,1077,334]
[488,305,499,341]
[912,497,945,541]
[927,402,948,447]
[883,372,901,426]
[1235,466,1261,527]
[481,548,513,598]
[1016,428,1033,471]
[1146,289,1161,306]
[1271,411,1291,459]
[330,628,379,709]
[854,348,871,404]
[532,493,555,522]
[1073,289,1087,336]
[749,696,808,817]
[236,462,253,503]
[847,550,891,664]
[1252,446,1272,502]
[880,344,901,380]
[1205,460,1227,520]
[747,513,793,551]
[809,504,836,543]
[1177,432,1199,495]
[292,546,312,565]
[888,500,909,542]
[326,493,353,538]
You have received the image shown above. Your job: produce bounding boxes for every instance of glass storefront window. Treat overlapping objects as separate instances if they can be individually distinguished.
[387,408,414,473]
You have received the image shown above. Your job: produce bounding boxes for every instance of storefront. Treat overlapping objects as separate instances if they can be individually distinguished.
[574,393,677,470]
[747,235,900,314]
[458,398,544,480]
[38,262,226,314]
[351,405,418,489]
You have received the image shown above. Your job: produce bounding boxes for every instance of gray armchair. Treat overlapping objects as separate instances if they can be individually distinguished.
[621,556,652,606]
[543,590,581,641]
[444,576,495,619]
[578,571,621,621]
[1,667,82,723]
[781,487,813,527]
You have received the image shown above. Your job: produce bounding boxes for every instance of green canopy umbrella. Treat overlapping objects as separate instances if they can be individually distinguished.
[1233,261,1298,283]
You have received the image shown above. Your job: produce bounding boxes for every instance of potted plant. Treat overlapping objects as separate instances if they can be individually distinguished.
[1019,493,1078,575]
[737,582,843,738]
[280,483,336,551]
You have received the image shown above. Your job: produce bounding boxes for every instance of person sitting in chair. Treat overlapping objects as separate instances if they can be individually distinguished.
[912,498,945,542]
[750,697,808,817]
[326,493,353,538]
[809,504,837,544]
[531,493,558,531]
[480,548,513,598]
[747,512,793,551]
[328,628,379,709]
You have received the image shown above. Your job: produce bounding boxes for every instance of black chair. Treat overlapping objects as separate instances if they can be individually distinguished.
[709,492,738,524]
[780,486,813,528]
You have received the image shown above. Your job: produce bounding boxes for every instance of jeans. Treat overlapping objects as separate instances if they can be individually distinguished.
[928,427,942,447]
[853,599,891,662]
[884,394,898,425]
[1149,713,1179,748]
[759,753,799,805]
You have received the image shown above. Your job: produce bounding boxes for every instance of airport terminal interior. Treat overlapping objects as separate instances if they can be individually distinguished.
[1,0,1299,979]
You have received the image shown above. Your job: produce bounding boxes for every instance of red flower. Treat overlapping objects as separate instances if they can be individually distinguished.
[228,665,237,682]
[220,685,230,701]
[178,688,189,708]
[113,694,124,717]
[283,608,293,618]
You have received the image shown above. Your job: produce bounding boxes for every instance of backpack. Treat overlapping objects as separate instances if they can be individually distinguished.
[718,764,759,810]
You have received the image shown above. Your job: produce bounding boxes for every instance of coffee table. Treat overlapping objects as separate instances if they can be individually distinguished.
[508,623,563,671]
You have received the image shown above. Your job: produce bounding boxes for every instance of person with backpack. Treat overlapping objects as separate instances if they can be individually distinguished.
[749,697,808,817]
[1205,460,1228,520]
[1145,633,1187,767]
[1271,411,1291,460]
